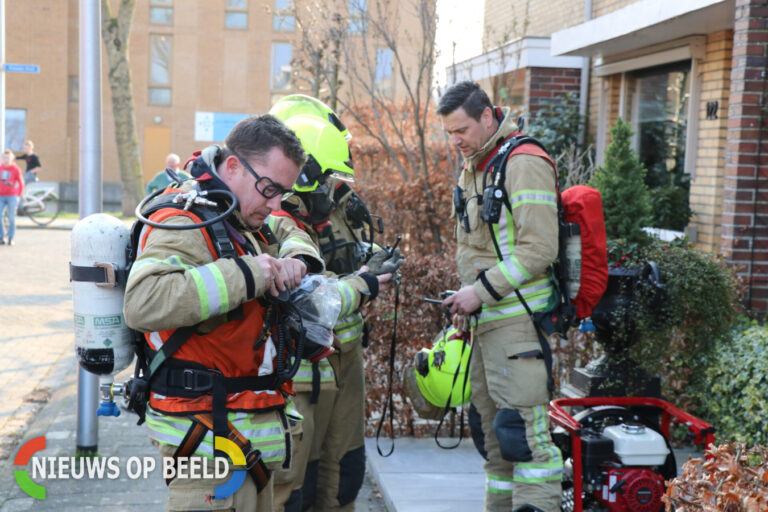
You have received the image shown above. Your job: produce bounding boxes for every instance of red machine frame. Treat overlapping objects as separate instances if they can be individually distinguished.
[548,396,715,512]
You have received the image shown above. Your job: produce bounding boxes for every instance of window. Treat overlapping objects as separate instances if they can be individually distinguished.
[149,35,172,105]
[348,0,366,34]
[628,60,692,230]
[150,0,173,25]
[631,62,690,184]
[273,0,295,31]
[271,43,292,90]
[5,109,26,151]
[375,48,393,96]
[225,0,248,29]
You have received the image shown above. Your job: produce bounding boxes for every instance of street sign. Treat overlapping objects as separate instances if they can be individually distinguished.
[3,63,40,74]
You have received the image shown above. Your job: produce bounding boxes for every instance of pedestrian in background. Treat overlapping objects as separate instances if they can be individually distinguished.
[0,149,24,245]
[145,153,191,194]
[16,140,42,185]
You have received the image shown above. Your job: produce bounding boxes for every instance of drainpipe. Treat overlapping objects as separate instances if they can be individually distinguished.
[578,0,593,148]
[748,65,767,312]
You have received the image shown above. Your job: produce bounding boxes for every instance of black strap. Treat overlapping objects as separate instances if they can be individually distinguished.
[233,257,256,300]
[150,364,279,398]
[69,263,128,287]
[148,325,199,376]
[434,331,474,449]
[310,362,321,405]
[483,139,556,393]
[375,278,400,457]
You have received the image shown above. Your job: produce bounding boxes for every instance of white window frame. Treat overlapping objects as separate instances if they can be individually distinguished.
[225,0,248,29]
[149,34,173,105]
[271,42,293,91]
[273,0,295,31]
[149,0,173,25]
[595,36,704,177]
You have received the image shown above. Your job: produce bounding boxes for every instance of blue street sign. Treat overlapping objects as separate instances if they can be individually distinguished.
[4,63,40,74]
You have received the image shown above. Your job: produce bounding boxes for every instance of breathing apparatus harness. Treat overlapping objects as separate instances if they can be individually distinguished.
[475,133,560,393]
[121,150,318,491]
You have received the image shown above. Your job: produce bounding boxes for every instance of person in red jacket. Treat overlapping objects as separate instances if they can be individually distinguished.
[0,149,24,245]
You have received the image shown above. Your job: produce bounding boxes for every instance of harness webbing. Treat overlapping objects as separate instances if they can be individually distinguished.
[482,136,556,393]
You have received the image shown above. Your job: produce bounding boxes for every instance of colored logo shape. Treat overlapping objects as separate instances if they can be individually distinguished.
[213,436,246,499]
[14,436,46,500]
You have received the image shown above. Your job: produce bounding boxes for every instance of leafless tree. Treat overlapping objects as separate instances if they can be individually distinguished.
[337,0,444,246]
[287,0,348,109]
[101,0,143,215]
[482,2,529,108]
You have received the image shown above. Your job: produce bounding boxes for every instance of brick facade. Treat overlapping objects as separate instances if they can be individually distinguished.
[526,67,581,118]
[689,31,733,253]
[721,0,768,312]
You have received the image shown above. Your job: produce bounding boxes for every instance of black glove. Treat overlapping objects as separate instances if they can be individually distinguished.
[366,248,404,275]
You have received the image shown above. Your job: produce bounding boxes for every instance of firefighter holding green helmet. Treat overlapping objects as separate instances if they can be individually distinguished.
[268,96,403,512]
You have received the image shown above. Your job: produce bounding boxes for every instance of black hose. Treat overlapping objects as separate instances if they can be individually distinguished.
[135,188,238,230]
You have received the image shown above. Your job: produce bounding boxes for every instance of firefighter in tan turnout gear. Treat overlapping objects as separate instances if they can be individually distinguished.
[268,96,403,511]
[124,115,326,511]
[439,81,563,512]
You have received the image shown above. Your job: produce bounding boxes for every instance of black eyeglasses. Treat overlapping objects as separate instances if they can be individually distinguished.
[232,151,293,199]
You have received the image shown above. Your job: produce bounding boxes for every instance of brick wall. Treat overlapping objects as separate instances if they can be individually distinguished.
[526,67,581,118]
[689,31,733,253]
[483,0,584,47]
[721,0,768,313]
[592,0,640,18]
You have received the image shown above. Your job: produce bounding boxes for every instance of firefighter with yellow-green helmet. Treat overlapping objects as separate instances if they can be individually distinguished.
[438,81,563,512]
[268,96,403,512]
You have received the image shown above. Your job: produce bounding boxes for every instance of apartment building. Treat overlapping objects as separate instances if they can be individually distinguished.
[447,0,767,312]
[4,0,419,198]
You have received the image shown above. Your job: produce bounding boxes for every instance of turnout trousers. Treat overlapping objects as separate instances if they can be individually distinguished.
[470,320,563,512]
[305,343,366,511]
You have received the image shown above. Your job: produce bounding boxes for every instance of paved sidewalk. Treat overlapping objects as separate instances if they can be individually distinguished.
[366,437,485,512]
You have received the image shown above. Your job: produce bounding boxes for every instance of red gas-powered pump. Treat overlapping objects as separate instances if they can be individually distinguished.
[548,264,715,512]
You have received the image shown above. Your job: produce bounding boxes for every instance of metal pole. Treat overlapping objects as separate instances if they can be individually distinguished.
[577,0,593,148]
[76,0,103,455]
[0,0,6,152]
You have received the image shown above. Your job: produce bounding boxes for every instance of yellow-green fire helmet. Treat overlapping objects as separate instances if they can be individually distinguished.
[269,94,351,141]
[282,114,355,192]
[404,328,472,420]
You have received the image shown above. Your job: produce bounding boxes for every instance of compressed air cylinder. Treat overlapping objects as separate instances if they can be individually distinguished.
[71,213,134,375]
[565,233,582,299]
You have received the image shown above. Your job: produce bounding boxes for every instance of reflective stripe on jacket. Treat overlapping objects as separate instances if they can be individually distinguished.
[133,206,288,415]
[455,107,559,333]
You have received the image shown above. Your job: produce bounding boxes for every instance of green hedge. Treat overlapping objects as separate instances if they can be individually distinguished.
[693,322,768,445]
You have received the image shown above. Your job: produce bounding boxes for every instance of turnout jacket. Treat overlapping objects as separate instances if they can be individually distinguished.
[455,107,559,335]
[123,180,322,463]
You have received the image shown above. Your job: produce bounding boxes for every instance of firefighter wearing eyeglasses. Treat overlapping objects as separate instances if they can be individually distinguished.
[268,97,402,512]
[123,115,336,511]
[438,82,563,512]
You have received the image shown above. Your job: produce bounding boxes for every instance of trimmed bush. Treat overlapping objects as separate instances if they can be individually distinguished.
[692,322,768,445]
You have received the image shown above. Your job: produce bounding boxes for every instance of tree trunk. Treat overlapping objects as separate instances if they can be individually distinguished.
[101,0,143,216]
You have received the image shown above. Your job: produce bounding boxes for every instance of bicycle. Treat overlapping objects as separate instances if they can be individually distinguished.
[2,185,61,232]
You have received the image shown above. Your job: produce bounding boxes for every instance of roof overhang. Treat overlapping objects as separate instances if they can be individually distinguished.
[446,36,583,84]
[551,0,734,59]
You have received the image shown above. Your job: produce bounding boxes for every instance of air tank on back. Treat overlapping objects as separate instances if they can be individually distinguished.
[70,213,134,416]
